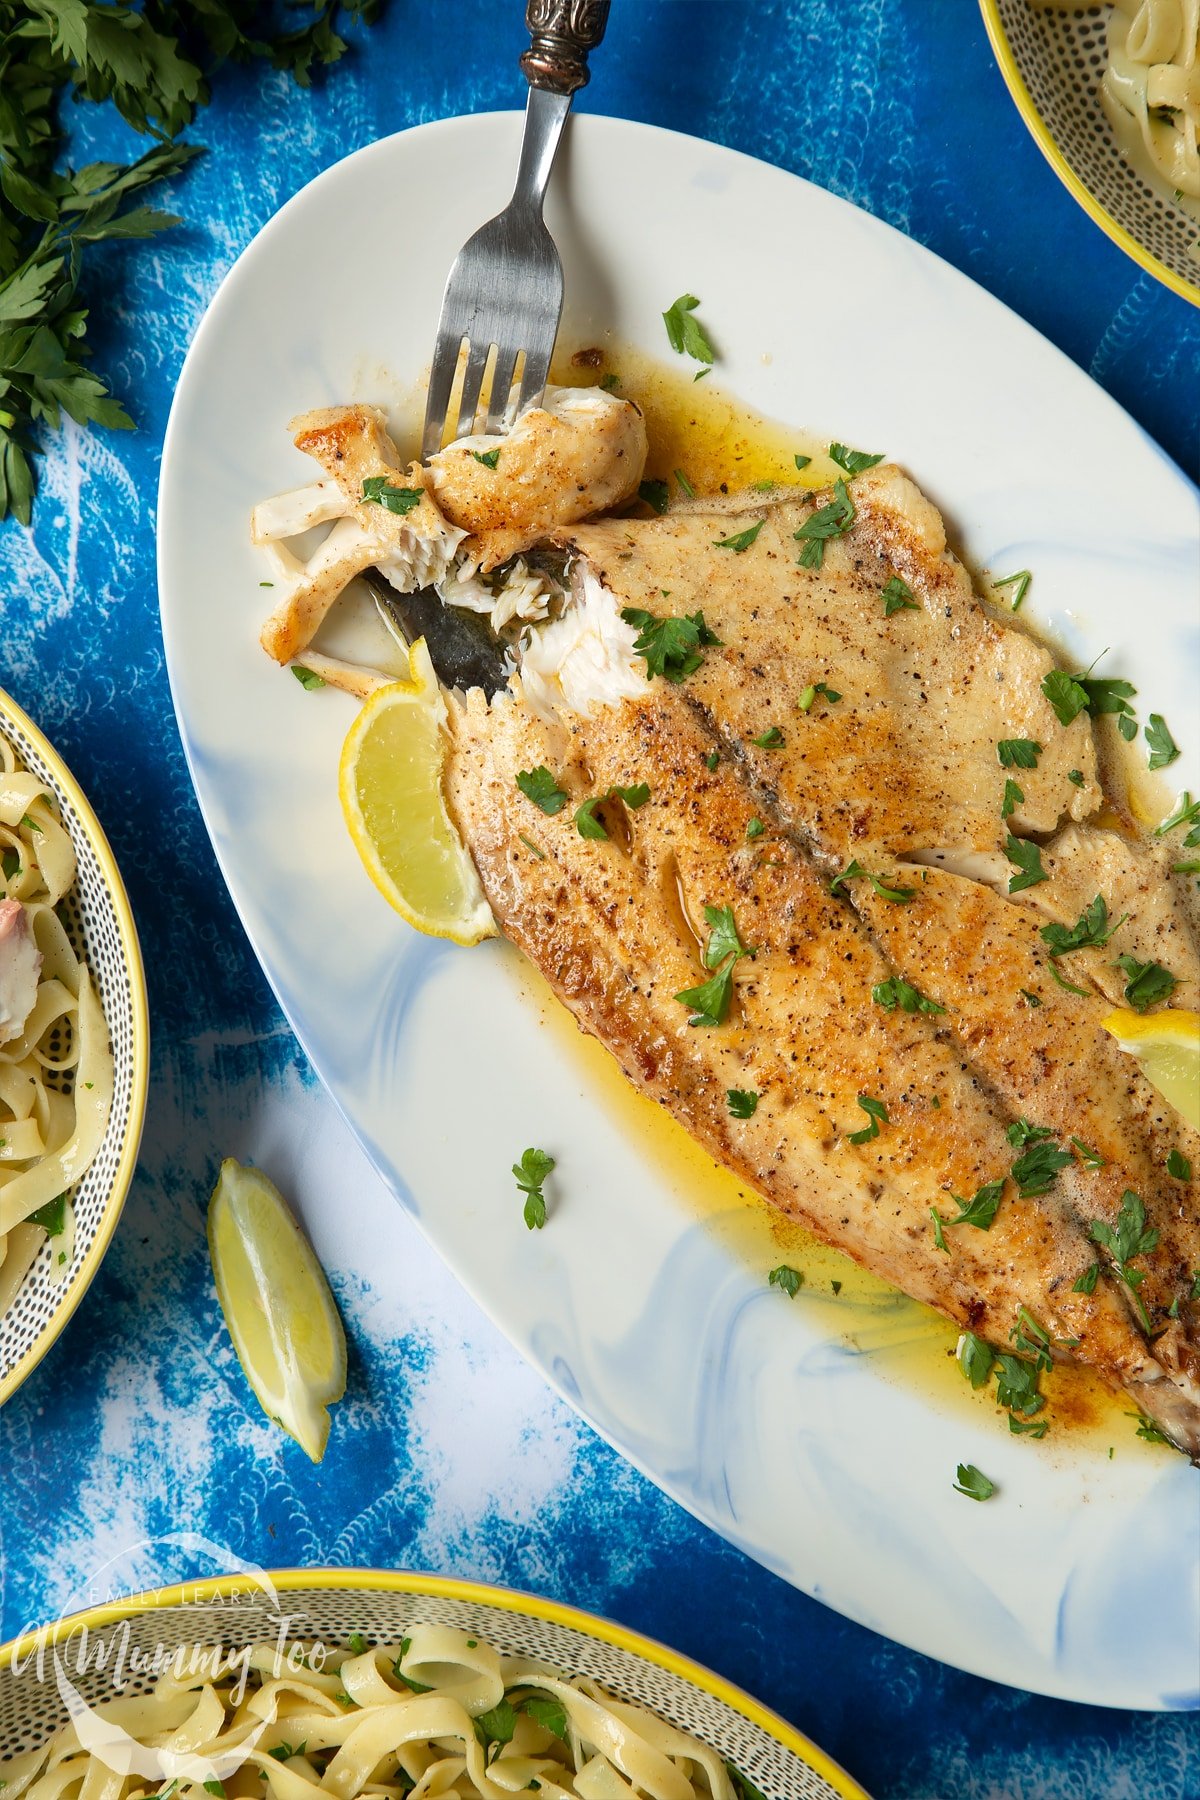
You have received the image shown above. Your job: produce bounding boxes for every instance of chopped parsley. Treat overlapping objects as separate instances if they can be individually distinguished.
[639,478,670,514]
[1167,1149,1192,1182]
[1067,768,1085,787]
[796,681,841,712]
[848,1094,888,1146]
[1077,672,1137,718]
[751,725,785,748]
[1131,1413,1171,1446]
[1118,713,1138,742]
[746,818,765,840]
[516,766,568,815]
[1020,988,1042,1007]
[674,468,696,498]
[622,606,722,682]
[768,1264,803,1297]
[1009,1415,1049,1438]
[871,975,945,1015]
[953,1462,995,1502]
[472,447,502,470]
[361,476,424,516]
[794,478,855,569]
[992,570,1031,611]
[794,453,812,471]
[1011,1305,1053,1370]
[1004,834,1047,893]
[957,1331,994,1389]
[1115,954,1176,1012]
[476,1701,518,1749]
[518,834,546,860]
[997,738,1041,769]
[1039,894,1127,958]
[704,749,720,771]
[829,859,915,903]
[662,293,716,367]
[1002,779,1023,821]
[829,442,884,475]
[574,798,608,840]
[1155,792,1200,840]
[1041,670,1090,727]
[524,1697,569,1740]
[1073,1262,1100,1295]
[347,1632,368,1654]
[29,1194,65,1236]
[993,1349,1046,1419]
[1007,1118,1053,1148]
[1010,1136,1073,1199]
[513,1148,555,1231]
[1090,1189,1158,1332]
[291,665,325,691]
[675,905,754,1027]
[936,1179,1006,1233]
[727,1088,759,1119]
[881,574,918,616]
[713,520,764,552]
[1072,1138,1106,1170]
[1047,962,1089,997]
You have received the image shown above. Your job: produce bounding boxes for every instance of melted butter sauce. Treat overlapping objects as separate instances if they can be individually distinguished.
[529,339,1168,1464]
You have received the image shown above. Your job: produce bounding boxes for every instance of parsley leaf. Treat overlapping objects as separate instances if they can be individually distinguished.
[702,904,754,968]
[611,782,650,808]
[1114,954,1176,1012]
[993,1350,1046,1418]
[796,681,841,712]
[829,859,915,904]
[954,1462,995,1501]
[574,798,608,840]
[794,453,812,471]
[794,478,855,569]
[523,1696,569,1740]
[997,738,1041,769]
[957,1331,995,1389]
[1155,793,1200,838]
[29,1194,66,1236]
[871,976,945,1015]
[1004,834,1047,893]
[727,1088,759,1119]
[713,520,764,552]
[1145,713,1180,769]
[1010,1305,1053,1371]
[704,749,720,772]
[751,726,784,748]
[674,468,696,498]
[1072,1138,1106,1170]
[848,1094,888,1145]
[1002,778,1024,821]
[472,447,501,470]
[1131,1413,1171,1446]
[516,766,567,815]
[1041,670,1090,727]
[1167,1149,1191,1182]
[940,1179,1006,1232]
[513,1148,555,1232]
[1047,962,1089,997]
[1077,672,1137,718]
[768,1264,803,1297]
[1090,1190,1159,1331]
[1010,1137,1073,1198]
[1039,894,1127,958]
[675,963,736,1028]
[599,372,619,392]
[362,476,424,516]
[292,665,327,691]
[639,478,670,514]
[476,1701,517,1748]
[1067,768,1085,787]
[881,574,919,616]
[1073,1262,1100,1294]
[621,607,721,683]
[829,442,884,475]
[1007,1118,1053,1148]
[662,293,716,367]
[746,818,765,839]
[1009,1415,1049,1438]
[347,1632,368,1655]
[992,570,1031,611]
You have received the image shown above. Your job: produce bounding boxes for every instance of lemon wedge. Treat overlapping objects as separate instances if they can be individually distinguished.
[338,637,496,946]
[1102,1008,1200,1132]
[208,1158,347,1462]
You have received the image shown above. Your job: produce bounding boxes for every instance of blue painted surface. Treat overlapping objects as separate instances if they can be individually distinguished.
[1,2,1198,1793]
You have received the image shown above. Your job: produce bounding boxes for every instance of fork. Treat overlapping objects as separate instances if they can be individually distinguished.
[420,1,612,459]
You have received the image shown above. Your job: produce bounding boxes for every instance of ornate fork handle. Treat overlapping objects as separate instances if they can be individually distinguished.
[521,0,612,94]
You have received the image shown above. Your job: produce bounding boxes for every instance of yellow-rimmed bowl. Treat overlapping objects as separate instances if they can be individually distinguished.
[0,1569,868,1797]
[0,688,149,1406]
[980,0,1200,305]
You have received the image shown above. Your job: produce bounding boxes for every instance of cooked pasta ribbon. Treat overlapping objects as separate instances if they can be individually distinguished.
[1,1626,745,1800]
[0,728,114,1311]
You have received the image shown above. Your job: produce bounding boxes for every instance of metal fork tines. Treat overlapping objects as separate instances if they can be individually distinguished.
[421,2,612,461]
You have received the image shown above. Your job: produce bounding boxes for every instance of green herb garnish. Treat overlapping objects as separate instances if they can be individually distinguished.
[847,1094,888,1146]
[953,1463,995,1501]
[751,725,784,748]
[361,476,424,516]
[1002,779,1023,821]
[472,447,501,470]
[745,818,765,840]
[829,442,884,475]
[794,478,855,569]
[639,478,670,514]
[292,665,325,691]
[796,681,841,712]
[871,976,944,1015]
[727,1088,759,1119]
[992,570,1031,611]
[1073,1262,1100,1295]
[1004,834,1047,893]
[622,606,722,683]
[523,1696,569,1740]
[1010,1137,1072,1198]
[662,293,716,367]
[516,766,567,815]
[1067,769,1085,787]
[713,520,764,552]
[997,738,1041,769]
[513,1148,555,1232]
[881,575,918,616]
[829,859,915,903]
[957,1331,994,1389]
[1039,894,1127,958]
[29,1194,65,1236]
[1090,1190,1158,1332]
[768,1264,803,1297]
[1115,954,1176,1012]
[1167,1149,1192,1182]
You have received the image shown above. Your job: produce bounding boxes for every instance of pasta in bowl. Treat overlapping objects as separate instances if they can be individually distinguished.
[0,688,147,1405]
[0,1572,865,1799]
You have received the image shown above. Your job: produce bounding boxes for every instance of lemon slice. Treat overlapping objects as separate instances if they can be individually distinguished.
[338,637,495,946]
[1102,1008,1200,1132]
[208,1159,347,1462]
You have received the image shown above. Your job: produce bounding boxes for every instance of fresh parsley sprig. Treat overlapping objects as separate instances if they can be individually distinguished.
[513,1148,555,1231]
[829,860,915,904]
[793,478,855,569]
[674,905,755,1027]
[871,975,944,1015]
[1115,954,1176,1012]
[622,606,722,683]
[1090,1190,1158,1331]
[1039,894,1127,959]
[662,293,716,373]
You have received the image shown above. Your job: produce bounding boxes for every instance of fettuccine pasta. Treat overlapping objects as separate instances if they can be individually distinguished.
[0,1623,751,1800]
[0,727,114,1316]
[1038,1,1200,214]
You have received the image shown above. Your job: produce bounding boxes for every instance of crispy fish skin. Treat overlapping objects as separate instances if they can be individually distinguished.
[445,684,1183,1442]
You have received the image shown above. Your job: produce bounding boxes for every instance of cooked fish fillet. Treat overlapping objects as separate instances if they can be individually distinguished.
[441,468,1200,1454]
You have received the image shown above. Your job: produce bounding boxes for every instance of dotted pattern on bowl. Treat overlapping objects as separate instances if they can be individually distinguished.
[0,709,141,1397]
[994,0,1199,298]
[0,1582,855,1797]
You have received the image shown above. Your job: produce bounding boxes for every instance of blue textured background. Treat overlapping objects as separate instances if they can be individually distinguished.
[2,2,1199,1793]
